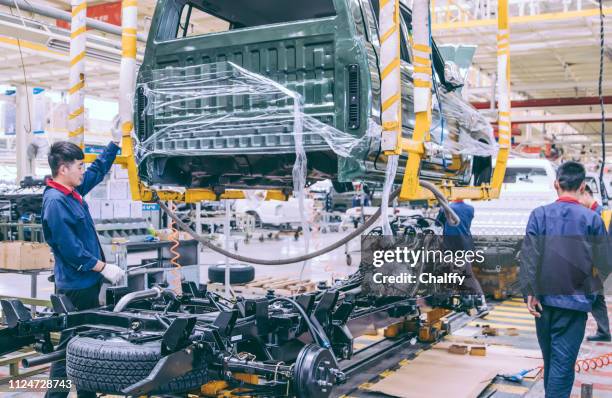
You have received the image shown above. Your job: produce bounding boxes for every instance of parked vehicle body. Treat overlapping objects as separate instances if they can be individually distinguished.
[470,158,557,272]
[470,158,557,237]
[585,172,610,205]
[234,195,314,228]
[134,0,495,191]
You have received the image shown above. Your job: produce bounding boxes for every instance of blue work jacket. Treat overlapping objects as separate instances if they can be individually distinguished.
[519,196,611,312]
[437,200,475,251]
[42,142,119,290]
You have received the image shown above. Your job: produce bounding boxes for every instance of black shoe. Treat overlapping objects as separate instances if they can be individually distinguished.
[477,306,490,317]
[586,333,611,342]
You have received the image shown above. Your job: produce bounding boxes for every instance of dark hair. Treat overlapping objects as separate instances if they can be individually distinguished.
[584,184,593,196]
[48,141,84,177]
[556,161,585,192]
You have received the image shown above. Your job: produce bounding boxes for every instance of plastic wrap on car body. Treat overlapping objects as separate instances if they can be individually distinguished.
[135,61,497,192]
[431,89,498,158]
[135,62,370,165]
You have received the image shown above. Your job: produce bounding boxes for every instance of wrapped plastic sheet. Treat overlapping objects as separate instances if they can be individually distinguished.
[431,89,498,158]
[136,61,497,206]
[136,62,369,165]
[136,61,496,171]
[381,154,399,235]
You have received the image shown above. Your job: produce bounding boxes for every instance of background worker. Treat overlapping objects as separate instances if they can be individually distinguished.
[579,184,611,342]
[437,200,486,310]
[520,161,611,398]
[43,118,126,398]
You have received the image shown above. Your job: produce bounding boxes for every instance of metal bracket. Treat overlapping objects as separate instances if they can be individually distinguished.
[162,317,197,354]
[1,299,32,327]
[50,294,76,314]
[122,348,195,396]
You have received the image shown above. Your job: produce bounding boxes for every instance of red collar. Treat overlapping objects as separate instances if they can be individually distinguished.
[556,196,581,205]
[452,200,464,203]
[590,202,599,211]
[46,180,83,204]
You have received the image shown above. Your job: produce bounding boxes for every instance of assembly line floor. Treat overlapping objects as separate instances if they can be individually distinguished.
[337,298,612,398]
[0,232,611,397]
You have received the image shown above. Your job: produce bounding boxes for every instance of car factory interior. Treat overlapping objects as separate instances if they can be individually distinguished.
[0,0,610,397]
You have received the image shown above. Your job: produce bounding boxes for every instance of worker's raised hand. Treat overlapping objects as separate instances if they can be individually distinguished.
[100,263,126,285]
[111,115,122,145]
[526,295,542,318]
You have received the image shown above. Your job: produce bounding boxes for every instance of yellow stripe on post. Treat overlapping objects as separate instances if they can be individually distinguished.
[413,80,432,88]
[68,81,84,95]
[122,37,137,58]
[381,92,401,112]
[70,51,86,66]
[413,56,431,66]
[68,126,85,137]
[381,58,401,80]
[70,26,87,39]
[68,107,84,120]
[413,44,432,53]
[71,2,86,17]
[413,66,431,74]
[380,25,398,44]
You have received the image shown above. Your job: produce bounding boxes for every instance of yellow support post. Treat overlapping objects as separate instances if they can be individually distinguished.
[399,0,432,201]
[490,0,511,193]
[379,0,403,155]
[119,0,143,201]
[68,0,87,148]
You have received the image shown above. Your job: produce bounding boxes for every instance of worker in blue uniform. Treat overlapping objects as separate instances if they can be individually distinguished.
[520,161,611,398]
[437,200,486,308]
[579,184,611,342]
[42,118,126,398]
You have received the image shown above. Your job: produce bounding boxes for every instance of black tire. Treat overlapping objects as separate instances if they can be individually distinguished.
[208,264,255,284]
[66,336,208,395]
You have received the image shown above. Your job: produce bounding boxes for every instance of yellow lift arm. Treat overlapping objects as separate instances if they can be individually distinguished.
[383,0,510,202]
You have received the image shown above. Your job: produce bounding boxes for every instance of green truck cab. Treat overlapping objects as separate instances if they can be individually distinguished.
[135,0,495,190]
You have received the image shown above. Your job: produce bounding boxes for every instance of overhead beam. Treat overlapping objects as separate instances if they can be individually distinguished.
[472,96,612,110]
[432,7,612,30]
[469,80,612,95]
[0,0,146,42]
[508,114,612,124]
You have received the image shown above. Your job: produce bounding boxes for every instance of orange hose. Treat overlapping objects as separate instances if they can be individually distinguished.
[575,353,612,373]
[167,200,182,294]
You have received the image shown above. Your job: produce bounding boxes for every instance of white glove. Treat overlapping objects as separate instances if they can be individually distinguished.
[111,114,122,145]
[100,263,126,285]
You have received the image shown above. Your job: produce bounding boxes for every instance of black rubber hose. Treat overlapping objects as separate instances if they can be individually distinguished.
[157,182,458,266]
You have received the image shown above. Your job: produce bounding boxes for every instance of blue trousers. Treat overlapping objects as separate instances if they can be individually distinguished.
[535,305,587,398]
[591,295,610,337]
